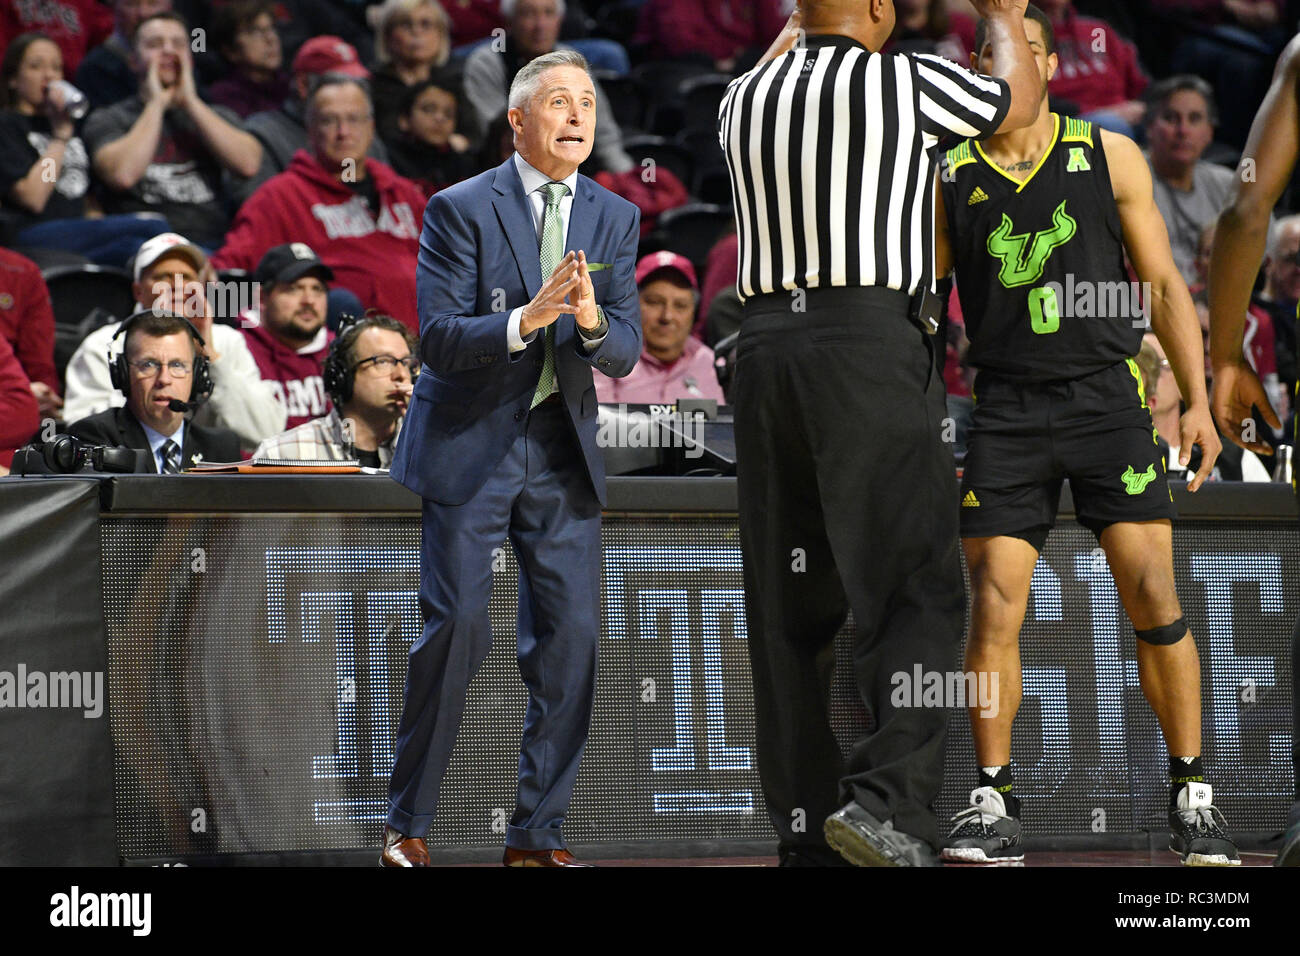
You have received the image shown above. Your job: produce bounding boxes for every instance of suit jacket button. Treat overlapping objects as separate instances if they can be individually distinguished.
[514,410,524,421]
[598,358,610,367]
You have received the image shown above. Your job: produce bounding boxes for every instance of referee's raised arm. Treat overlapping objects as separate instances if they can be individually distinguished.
[973,0,1043,131]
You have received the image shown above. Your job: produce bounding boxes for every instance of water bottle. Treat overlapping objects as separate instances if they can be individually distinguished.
[50,80,88,120]
[1273,444,1293,484]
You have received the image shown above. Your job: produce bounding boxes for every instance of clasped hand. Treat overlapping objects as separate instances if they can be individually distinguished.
[519,251,599,338]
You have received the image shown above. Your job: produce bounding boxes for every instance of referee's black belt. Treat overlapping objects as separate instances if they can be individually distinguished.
[742,286,911,330]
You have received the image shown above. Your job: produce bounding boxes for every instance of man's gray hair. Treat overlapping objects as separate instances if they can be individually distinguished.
[1268,213,1300,258]
[1143,74,1219,128]
[502,0,565,20]
[305,73,374,124]
[507,49,590,112]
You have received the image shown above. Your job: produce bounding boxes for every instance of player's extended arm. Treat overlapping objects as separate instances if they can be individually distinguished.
[1207,33,1299,451]
[970,0,1041,133]
[1104,129,1220,491]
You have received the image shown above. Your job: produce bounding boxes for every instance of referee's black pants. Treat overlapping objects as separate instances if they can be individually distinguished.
[734,288,965,861]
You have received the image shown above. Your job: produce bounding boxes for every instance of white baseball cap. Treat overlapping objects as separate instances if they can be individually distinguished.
[132,233,207,283]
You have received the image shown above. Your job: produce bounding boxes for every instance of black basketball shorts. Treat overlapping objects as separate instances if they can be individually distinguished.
[959,359,1176,551]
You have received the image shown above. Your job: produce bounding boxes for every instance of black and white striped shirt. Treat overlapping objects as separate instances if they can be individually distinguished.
[718,35,1010,301]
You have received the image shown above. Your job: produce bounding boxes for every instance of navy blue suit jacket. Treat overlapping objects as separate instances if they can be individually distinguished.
[390,157,642,506]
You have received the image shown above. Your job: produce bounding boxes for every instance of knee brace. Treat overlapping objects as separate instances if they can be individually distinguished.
[1136,617,1188,646]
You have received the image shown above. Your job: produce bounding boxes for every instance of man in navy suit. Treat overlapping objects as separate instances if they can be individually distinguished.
[382,49,642,867]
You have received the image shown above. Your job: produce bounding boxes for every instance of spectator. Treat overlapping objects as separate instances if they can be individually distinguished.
[229,36,390,205]
[884,0,976,63]
[1143,76,1239,286]
[595,252,725,404]
[0,332,41,471]
[1141,330,1269,481]
[1159,0,1286,148]
[0,247,61,420]
[386,79,479,198]
[0,0,112,79]
[170,0,377,82]
[551,1,631,76]
[242,243,335,430]
[635,0,800,72]
[211,76,426,334]
[208,1,289,120]
[0,32,164,267]
[253,313,415,467]
[82,12,263,250]
[463,0,634,173]
[67,310,241,472]
[442,0,505,49]
[76,0,173,111]
[1254,214,1300,404]
[370,0,457,147]
[1037,0,1147,137]
[63,231,286,447]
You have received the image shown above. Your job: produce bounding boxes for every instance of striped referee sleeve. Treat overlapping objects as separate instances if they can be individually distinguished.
[912,53,1010,139]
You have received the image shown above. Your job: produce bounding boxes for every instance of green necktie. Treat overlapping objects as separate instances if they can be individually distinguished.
[530,181,568,408]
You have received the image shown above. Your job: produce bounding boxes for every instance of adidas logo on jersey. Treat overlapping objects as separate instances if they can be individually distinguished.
[962,491,980,507]
[968,187,990,206]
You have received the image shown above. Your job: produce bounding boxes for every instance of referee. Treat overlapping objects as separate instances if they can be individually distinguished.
[719,0,1039,867]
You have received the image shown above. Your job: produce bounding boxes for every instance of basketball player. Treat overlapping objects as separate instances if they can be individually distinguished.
[1208,32,1300,868]
[934,6,1238,865]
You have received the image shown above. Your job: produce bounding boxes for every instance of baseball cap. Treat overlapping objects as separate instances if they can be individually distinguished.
[292,36,369,79]
[635,251,698,290]
[132,232,207,282]
[255,243,335,285]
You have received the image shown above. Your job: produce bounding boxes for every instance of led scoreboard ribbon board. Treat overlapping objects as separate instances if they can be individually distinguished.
[92,479,1295,861]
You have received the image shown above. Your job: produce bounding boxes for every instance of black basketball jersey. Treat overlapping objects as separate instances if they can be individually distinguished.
[941,114,1142,382]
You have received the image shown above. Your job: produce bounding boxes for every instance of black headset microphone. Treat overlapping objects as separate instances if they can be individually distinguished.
[107,309,214,408]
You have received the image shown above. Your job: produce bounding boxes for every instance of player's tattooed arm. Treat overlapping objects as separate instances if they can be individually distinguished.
[1103,128,1220,491]
[1206,32,1299,451]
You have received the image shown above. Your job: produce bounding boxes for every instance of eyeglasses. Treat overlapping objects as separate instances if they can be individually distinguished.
[353,354,418,375]
[130,358,192,377]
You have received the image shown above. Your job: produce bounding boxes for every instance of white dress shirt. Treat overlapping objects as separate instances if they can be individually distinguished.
[507,152,606,354]
[140,420,186,474]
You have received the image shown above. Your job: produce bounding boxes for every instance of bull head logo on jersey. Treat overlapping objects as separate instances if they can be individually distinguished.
[986,201,1078,289]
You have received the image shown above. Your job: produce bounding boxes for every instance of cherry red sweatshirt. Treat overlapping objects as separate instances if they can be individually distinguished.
[0,247,58,394]
[0,333,39,469]
[241,321,334,430]
[213,151,426,333]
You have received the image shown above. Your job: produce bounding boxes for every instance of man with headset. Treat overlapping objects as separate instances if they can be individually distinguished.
[253,314,416,466]
[66,310,240,472]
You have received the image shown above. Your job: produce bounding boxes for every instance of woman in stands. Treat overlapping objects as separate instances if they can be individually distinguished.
[369,0,459,149]
[0,32,164,268]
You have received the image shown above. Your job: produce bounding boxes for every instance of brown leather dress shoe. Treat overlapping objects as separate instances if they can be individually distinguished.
[502,847,593,867]
[380,826,430,867]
